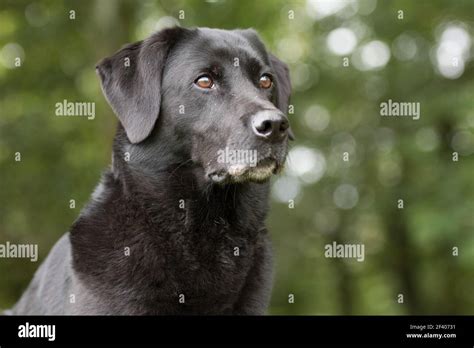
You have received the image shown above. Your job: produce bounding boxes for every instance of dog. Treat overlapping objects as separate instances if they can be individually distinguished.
[10,27,292,315]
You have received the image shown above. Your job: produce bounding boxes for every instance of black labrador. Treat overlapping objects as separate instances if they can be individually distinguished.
[11,27,292,315]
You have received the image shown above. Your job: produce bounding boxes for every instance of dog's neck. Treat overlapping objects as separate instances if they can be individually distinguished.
[110,159,267,228]
[102,127,270,229]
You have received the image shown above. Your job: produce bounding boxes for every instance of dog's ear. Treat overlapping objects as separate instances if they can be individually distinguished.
[96,27,184,144]
[269,53,294,140]
[269,53,291,116]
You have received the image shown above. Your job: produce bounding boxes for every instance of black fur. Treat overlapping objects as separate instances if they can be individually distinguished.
[13,27,292,315]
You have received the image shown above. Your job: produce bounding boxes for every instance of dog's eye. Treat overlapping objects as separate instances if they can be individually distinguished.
[195,75,214,89]
[259,75,272,89]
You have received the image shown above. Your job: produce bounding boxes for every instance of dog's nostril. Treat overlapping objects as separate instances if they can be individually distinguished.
[279,120,289,133]
[256,120,273,135]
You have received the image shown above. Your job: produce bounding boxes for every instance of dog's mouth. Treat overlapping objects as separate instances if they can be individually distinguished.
[208,157,283,184]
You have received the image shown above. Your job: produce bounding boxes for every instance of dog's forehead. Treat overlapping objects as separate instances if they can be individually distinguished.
[197,28,248,45]
[172,28,269,67]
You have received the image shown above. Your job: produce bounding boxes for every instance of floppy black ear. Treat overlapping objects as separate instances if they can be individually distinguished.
[269,53,292,115]
[96,27,184,144]
[269,53,294,140]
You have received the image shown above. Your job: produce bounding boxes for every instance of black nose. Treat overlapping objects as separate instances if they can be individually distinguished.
[251,110,290,142]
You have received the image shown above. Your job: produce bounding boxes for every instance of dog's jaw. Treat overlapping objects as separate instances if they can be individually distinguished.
[208,158,283,184]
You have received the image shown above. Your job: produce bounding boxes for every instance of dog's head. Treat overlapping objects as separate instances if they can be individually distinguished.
[96,27,292,184]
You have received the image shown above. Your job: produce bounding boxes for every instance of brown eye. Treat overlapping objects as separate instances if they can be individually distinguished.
[195,75,214,89]
[259,74,272,89]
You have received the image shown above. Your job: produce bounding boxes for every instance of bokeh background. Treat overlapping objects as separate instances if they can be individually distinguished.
[1,0,473,314]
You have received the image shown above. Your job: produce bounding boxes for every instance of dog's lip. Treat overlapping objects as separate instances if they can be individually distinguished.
[208,170,229,183]
[207,157,282,183]
[255,157,278,169]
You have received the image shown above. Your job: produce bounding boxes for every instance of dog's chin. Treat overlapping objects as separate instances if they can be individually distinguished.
[207,158,283,184]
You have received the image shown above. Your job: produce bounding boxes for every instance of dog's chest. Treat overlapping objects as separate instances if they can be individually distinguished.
[115,221,259,314]
[166,220,257,293]
[72,180,268,314]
